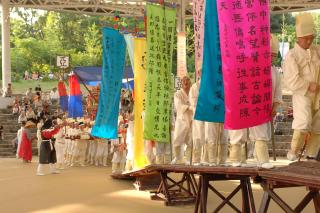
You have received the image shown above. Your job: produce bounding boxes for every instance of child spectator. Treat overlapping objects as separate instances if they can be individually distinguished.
[0,125,3,140]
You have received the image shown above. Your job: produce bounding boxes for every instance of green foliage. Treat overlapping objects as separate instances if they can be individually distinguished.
[7,9,146,82]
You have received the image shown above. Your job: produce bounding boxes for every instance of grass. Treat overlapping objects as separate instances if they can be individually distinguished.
[8,80,59,94]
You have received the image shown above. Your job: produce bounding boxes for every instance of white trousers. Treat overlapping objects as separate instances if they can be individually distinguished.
[55,142,65,164]
[229,122,271,145]
[205,122,228,144]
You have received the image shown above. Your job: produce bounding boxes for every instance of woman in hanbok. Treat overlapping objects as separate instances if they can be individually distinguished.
[18,121,35,162]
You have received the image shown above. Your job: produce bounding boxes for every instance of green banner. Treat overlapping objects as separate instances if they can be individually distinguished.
[144,4,176,143]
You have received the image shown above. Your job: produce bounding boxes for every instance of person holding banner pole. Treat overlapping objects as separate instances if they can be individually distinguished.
[284,13,320,161]
[229,34,282,168]
[171,76,193,165]
[189,66,206,166]
[205,122,228,166]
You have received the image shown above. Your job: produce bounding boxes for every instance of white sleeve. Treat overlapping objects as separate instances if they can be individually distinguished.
[283,53,309,95]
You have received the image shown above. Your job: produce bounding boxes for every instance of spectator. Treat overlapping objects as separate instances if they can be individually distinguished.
[12,103,20,116]
[24,70,29,80]
[16,121,26,158]
[0,125,3,140]
[13,96,20,105]
[26,106,37,122]
[48,72,54,80]
[18,111,27,124]
[50,87,59,104]
[34,95,43,109]
[3,83,12,97]
[25,88,33,100]
[32,72,38,80]
[35,84,41,93]
[36,106,45,121]
[11,136,18,153]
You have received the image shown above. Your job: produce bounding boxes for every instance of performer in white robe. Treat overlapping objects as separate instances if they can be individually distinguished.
[229,34,282,168]
[283,13,320,160]
[111,138,127,174]
[189,78,206,165]
[54,118,66,169]
[125,111,134,170]
[70,122,81,166]
[171,76,193,164]
[73,122,89,166]
[95,138,109,167]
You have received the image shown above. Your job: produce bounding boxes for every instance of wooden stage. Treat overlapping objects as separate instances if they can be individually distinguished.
[111,162,320,213]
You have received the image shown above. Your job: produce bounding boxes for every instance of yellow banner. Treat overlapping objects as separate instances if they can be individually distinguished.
[133,38,148,169]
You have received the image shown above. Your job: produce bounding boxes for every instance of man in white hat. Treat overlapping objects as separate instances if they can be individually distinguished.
[229,34,282,168]
[284,13,320,161]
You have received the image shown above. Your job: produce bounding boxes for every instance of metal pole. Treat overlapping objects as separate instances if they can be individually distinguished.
[271,121,277,161]
[73,72,98,103]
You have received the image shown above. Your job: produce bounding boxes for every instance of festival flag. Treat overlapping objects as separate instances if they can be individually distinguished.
[177,32,187,78]
[133,38,148,169]
[217,0,272,129]
[194,0,225,123]
[57,80,68,112]
[91,28,126,139]
[193,0,206,77]
[68,74,83,118]
[124,34,134,71]
[144,4,176,143]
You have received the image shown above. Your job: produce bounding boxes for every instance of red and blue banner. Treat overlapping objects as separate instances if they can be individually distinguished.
[57,80,68,112]
[68,74,83,118]
[91,28,126,139]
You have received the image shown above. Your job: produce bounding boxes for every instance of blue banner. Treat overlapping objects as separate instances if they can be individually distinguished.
[60,96,68,112]
[91,28,126,139]
[68,95,83,118]
[194,0,225,122]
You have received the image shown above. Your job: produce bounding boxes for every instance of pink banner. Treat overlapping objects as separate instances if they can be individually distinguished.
[193,0,206,77]
[177,32,187,78]
[217,0,272,129]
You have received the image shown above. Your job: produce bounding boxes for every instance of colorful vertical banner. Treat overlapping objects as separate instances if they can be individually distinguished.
[193,0,206,77]
[177,32,187,78]
[91,28,126,139]
[133,38,148,169]
[217,0,272,129]
[194,0,224,122]
[144,4,176,142]
[124,34,134,70]
[68,74,83,118]
[57,80,68,112]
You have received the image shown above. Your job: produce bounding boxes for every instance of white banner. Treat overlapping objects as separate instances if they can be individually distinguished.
[124,34,134,71]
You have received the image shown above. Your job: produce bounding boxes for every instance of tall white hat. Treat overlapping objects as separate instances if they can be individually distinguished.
[296,13,315,37]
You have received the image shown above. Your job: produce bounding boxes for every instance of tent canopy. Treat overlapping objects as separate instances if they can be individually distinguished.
[73,66,134,89]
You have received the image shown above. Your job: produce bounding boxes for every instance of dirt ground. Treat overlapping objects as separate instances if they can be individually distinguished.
[0,158,315,213]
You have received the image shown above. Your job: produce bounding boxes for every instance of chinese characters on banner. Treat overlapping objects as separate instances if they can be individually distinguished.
[217,0,272,129]
[91,28,126,139]
[194,0,224,122]
[144,4,176,143]
[177,32,187,78]
[193,0,206,78]
[133,38,148,169]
